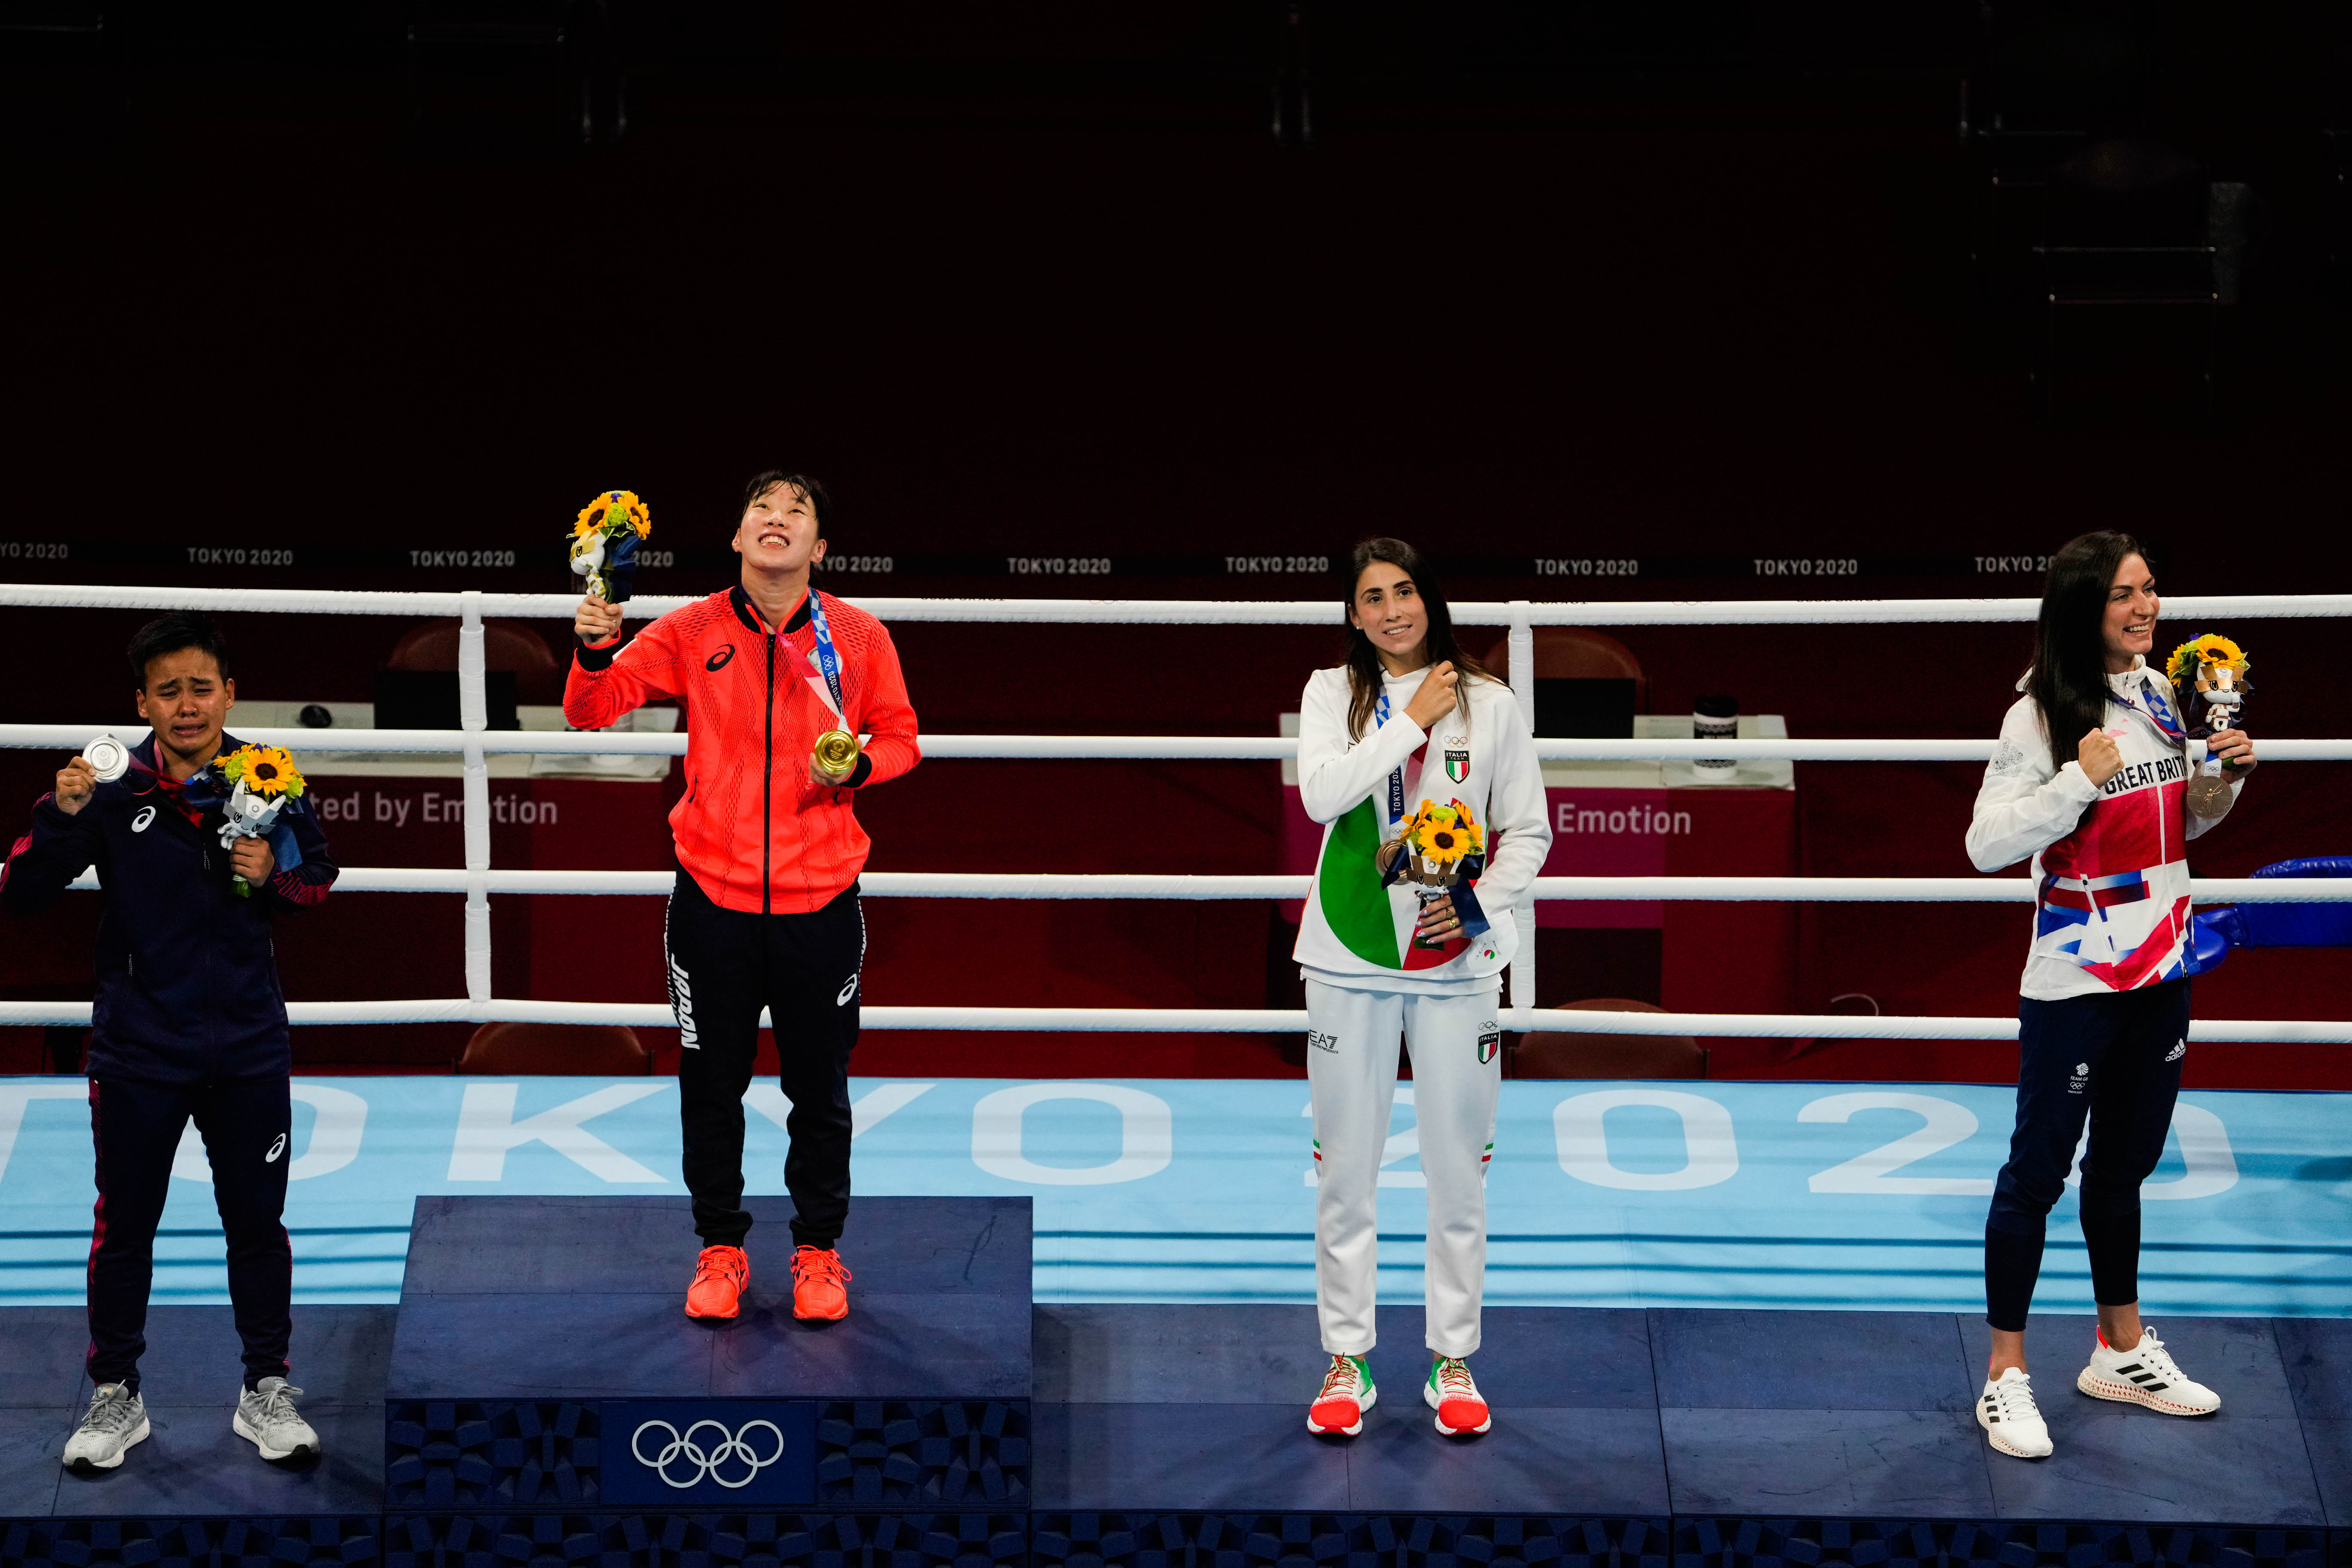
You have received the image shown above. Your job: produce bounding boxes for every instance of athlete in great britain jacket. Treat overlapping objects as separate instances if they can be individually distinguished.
[564,582,920,915]
[1966,658,2238,1001]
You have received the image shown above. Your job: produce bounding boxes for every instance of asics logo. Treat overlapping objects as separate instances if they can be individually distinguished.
[836,972,858,1007]
[265,1134,287,1164]
[132,806,156,833]
[706,645,735,672]
[631,1418,785,1490]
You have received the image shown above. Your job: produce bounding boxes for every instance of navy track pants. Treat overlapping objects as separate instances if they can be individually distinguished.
[1983,978,2190,1332]
[86,1074,293,1393]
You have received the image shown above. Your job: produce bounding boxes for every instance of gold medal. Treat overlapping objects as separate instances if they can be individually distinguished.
[812,727,861,783]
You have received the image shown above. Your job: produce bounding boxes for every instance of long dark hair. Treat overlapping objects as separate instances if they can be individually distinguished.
[1339,537,1500,740]
[2027,530,2148,759]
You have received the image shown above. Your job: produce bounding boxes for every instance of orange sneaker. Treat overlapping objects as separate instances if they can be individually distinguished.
[685,1245,748,1320]
[790,1245,851,1321]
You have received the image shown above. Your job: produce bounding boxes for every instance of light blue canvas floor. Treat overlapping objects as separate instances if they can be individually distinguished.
[2,1075,2345,1314]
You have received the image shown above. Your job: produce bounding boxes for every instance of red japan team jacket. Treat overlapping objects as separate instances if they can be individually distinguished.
[564,584,920,914]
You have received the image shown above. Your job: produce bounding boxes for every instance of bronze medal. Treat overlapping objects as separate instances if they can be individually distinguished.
[2184,773,2234,819]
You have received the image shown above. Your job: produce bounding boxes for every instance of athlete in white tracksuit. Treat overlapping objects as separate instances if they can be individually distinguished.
[1290,540,1550,1438]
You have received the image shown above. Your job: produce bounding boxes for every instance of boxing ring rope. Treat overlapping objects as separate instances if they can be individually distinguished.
[5,582,2348,1048]
[40,867,2352,903]
[7,725,2352,764]
[0,997,2346,1042]
[8,583,2352,624]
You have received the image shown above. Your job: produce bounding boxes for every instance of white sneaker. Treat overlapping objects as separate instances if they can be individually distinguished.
[2076,1327,2220,1415]
[233,1378,321,1461]
[1977,1367,2052,1459]
[63,1383,150,1473]
[1307,1354,1375,1436]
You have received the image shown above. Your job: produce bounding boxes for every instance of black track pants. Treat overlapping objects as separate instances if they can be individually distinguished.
[86,1074,294,1393]
[667,870,864,1251]
[1983,978,2190,1332]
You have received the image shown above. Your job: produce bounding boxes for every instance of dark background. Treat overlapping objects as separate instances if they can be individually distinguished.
[4,0,2349,1084]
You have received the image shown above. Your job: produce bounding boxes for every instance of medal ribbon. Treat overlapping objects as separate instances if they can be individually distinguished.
[2126,674,2184,741]
[1374,692,1407,829]
[799,588,849,723]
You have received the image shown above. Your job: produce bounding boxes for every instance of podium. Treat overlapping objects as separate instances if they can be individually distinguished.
[377,1194,1029,1568]
[1,1193,2341,1568]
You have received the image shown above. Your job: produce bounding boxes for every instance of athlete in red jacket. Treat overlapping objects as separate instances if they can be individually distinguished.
[567,470,919,1323]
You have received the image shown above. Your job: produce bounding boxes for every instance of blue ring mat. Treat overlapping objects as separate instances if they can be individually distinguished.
[2,1075,2346,1314]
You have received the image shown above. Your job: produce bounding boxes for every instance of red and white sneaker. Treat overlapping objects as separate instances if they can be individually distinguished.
[1307,1354,1375,1436]
[685,1245,748,1320]
[2077,1327,2220,1415]
[1426,1356,1491,1436]
[791,1245,852,1321]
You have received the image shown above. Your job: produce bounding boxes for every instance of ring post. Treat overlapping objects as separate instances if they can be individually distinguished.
[1508,599,1537,1014]
[458,591,492,1013]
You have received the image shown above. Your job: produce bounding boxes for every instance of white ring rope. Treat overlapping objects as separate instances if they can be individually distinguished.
[55,868,2352,903]
[6,726,2351,763]
[9,579,2346,1050]
[1,997,2347,1042]
[7,581,2352,625]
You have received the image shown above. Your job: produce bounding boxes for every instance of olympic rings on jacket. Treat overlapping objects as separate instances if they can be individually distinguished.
[631,1418,787,1488]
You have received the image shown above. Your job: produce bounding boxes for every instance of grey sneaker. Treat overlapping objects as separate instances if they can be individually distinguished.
[233,1378,320,1462]
[63,1383,150,1473]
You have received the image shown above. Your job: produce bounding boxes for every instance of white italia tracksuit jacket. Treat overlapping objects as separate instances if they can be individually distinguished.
[1292,665,1551,993]
[1290,665,1551,1358]
[1966,658,2239,1001]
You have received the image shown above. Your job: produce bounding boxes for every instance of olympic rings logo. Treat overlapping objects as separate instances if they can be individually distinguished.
[630,1418,787,1490]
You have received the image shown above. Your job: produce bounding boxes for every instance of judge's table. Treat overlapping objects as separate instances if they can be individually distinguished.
[1278,714,1798,1017]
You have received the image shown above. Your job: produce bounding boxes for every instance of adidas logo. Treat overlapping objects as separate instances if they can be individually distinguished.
[2165,1039,2186,1063]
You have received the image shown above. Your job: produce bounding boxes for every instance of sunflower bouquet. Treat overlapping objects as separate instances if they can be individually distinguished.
[211,744,306,897]
[2165,634,2250,738]
[570,489,652,603]
[1378,798,1493,949]
[2165,634,2252,819]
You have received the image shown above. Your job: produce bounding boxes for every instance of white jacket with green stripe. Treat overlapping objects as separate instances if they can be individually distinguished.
[1291,663,1553,995]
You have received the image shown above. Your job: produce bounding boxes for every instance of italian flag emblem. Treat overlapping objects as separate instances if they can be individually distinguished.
[1445,748,1469,784]
[1315,797,1465,972]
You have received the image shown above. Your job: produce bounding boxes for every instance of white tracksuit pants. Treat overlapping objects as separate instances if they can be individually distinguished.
[1304,975,1501,1359]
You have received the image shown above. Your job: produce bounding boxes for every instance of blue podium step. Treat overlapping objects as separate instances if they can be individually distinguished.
[383,1195,1032,1515]
[5,1234,2350,1568]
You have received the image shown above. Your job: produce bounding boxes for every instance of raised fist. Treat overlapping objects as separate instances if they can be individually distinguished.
[2077,728,2123,787]
[1404,662,1461,730]
[54,756,97,816]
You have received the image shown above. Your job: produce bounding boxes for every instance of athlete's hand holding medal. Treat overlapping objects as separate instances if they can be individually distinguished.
[796,592,862,787]
[2168,634,2258,818]
[1387,799,1490,949]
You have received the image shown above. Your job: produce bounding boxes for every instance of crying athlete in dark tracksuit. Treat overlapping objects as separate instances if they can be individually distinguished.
[0,613,337,1476]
